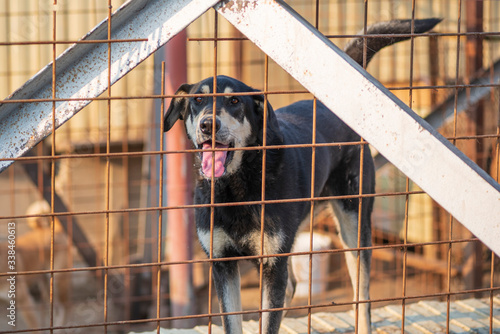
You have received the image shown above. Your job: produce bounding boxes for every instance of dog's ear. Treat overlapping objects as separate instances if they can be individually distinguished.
[164,83,192,132]
[253,93,284,145]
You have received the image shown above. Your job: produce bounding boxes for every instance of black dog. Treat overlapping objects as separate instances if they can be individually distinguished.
[164,19,440,334]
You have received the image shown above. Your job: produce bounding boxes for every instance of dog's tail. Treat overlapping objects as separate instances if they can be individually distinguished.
[344,18,442,67]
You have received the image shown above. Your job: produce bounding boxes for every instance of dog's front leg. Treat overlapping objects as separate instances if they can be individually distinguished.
[212,260,243,334]
[260,257,289,334]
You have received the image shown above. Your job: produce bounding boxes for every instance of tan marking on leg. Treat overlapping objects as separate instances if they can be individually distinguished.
[221,267,243,334]
[331,200,371,334]
[241,231,283,266]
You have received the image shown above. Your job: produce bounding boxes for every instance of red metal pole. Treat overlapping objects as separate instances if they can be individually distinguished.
[463,0,484,295]
[164,29,195,327]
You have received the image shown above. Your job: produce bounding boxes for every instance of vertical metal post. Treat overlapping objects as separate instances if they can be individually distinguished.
[428,36,440,108]
[465,0,485,166]
[164,29,195,327]
[463,0,484,294]
[50,3,58,331]
[428,33,442,272]
[231,27,243,80]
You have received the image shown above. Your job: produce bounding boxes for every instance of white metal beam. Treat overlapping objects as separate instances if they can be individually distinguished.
[0,0,219,172]
[217,1,500,255]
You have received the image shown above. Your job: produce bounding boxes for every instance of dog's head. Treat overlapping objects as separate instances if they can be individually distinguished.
[164,76,283,179]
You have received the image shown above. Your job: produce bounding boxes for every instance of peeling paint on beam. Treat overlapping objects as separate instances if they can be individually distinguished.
[217,1,500,255]
[0,0,218,172]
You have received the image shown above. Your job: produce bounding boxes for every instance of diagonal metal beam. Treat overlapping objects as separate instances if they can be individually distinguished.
[217,1,500,256]
[0,0,219,173]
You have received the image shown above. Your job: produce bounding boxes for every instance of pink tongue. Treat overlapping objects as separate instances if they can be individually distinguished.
[202,142,228,178]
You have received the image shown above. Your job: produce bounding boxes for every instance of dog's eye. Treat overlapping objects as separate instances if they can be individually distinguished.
[230,97,239,105]
[194,96,203,104]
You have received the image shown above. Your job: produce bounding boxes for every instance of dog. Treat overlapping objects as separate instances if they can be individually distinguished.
[164,18,441,334]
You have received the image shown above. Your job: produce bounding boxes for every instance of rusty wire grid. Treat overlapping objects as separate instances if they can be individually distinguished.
[0,0,499,334]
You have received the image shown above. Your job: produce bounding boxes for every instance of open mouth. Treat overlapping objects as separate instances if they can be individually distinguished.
[200,141,234,178]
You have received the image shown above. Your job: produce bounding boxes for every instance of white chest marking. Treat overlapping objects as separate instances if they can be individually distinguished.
[197,227,235,258]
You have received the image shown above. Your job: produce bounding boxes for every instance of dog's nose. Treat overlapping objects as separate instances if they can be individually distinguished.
[200,116,221,135]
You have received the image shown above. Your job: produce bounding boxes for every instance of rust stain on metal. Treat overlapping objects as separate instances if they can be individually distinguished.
[219,0,258,14]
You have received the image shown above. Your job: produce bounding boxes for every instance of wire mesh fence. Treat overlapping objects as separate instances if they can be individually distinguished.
[0,0,499,333]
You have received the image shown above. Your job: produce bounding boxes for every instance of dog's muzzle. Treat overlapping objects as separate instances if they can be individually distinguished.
[198,116,231,178]
[199,116,221,135]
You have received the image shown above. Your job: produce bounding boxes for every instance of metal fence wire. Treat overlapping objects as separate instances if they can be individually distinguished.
[0,0,499,333]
